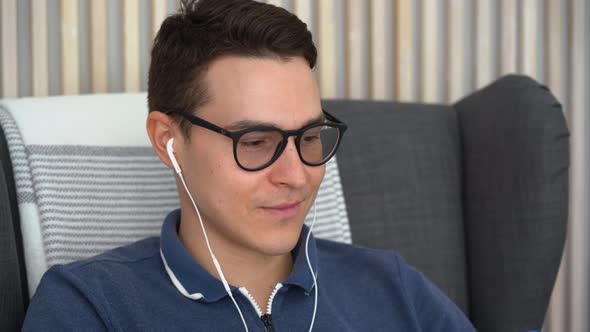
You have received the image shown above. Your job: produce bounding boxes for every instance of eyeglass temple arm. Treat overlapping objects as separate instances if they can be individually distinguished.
[322,109,347,130]
[162,110,232,137]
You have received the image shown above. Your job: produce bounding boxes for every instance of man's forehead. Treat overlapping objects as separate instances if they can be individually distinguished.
[205,56,316,99]
[197,55,322,130]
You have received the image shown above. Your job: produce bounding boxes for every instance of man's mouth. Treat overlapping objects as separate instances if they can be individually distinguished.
[262,201,302,219]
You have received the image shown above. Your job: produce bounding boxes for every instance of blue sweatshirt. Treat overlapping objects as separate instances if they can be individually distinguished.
[23,209,475,331]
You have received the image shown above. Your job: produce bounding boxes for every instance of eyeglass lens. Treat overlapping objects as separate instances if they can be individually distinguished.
[236,125,341,169]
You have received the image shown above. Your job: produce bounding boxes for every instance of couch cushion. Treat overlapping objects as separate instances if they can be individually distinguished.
[324,100,468,314]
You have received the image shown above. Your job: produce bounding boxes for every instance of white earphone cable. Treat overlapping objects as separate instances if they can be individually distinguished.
[175,165,249,332]
[305,202,318,332]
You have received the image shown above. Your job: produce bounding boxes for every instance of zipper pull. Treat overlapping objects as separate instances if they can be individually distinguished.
[260,314,274,332]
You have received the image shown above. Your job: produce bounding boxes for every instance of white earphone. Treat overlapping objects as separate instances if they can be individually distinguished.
[166,138,182,175]
[165,138,317,332]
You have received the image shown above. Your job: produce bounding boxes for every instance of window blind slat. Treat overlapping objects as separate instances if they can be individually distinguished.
[448,0,467,102]
[500,0,518,75]
[90,0,108,93]
[151,0,167,39]
[345,0,368,99]
[123,0,140,92]
[521,0,541,80]
[318,0,336,98]
[369,0,391,100]
[395,0,416,102]
[31,0,49,96]
[61,0,79,95]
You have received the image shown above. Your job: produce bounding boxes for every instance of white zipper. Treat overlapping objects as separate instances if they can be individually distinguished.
[266,283,282,315]
[239,287,263,317]
[239,283,283,317]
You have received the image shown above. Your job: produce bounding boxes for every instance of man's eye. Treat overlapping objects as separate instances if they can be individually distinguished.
[239,137,277,150]
[241,139,267,147]
[303,135,320,143]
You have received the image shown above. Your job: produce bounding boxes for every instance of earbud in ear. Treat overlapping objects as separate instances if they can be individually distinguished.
[166,138,182,174]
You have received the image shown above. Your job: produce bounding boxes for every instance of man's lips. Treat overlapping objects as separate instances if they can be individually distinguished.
[262,201,302,218]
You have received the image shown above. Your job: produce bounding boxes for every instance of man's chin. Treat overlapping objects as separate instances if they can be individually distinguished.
[254,224,303,256]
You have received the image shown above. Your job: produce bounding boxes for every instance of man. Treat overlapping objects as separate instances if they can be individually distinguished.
[24,0,475,330]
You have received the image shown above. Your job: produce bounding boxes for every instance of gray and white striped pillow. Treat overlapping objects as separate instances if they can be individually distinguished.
[0,94,350,296]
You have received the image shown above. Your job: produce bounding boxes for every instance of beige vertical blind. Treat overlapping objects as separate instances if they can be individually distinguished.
[521,0,542,80]
[31,0,49,97]
[394,0,416,102]
[368,0,392,100]
[421,0,442,102]
[90,1,108,93]
[346,0,367,99]
[500,0,518,75]
[475,0,495,88]
[318,0,337,99]
[447,0,466,102]
[61,0,79,95]
[0,3,588,330]
[123,0,140,92]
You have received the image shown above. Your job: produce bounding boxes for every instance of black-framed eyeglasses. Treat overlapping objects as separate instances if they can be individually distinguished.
[164,109,347,171]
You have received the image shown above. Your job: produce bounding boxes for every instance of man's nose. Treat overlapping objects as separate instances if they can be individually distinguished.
[269,138,307,188]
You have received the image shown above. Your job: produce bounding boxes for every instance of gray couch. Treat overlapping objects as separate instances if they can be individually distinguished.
[0,75,569,331]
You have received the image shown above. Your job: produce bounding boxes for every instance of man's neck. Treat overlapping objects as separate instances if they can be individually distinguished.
[178,209,294,309]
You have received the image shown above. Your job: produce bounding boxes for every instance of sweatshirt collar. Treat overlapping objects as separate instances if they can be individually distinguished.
[160,209,318,303]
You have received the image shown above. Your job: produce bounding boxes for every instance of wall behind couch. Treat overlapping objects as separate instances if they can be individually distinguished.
[0,0,588,331]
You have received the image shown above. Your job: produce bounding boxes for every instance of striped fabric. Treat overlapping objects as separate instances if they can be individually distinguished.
[27,145,178,265]
[0,93,350,296]
[307,157,351,243]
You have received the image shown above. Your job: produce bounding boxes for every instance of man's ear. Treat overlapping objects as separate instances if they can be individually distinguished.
[146,111,181,171]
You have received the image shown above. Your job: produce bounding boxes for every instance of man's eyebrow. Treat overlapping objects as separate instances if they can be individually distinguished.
[225,113,326,131]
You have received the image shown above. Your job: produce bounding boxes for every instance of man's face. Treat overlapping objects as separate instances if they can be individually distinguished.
[177,55,325,257]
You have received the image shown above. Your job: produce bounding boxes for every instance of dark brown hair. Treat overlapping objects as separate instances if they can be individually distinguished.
[147,0,317,139]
